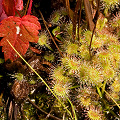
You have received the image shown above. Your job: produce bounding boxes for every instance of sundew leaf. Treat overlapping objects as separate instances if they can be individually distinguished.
[38,32,52,50]
[0,15,41,61]
[109,44,120,53]
[66,43,79,55]
[103,67,114,79]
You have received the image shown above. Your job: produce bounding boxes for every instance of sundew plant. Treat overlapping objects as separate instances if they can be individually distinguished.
[0,0,120,120]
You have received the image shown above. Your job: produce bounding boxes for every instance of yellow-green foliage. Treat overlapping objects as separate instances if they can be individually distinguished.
[78,44,90,60]
[96,18,108,31]
[49,8,68,25]
[51,26,120,87]
[102,0,119,16]
[49,3,120,119]
[78,63,89,81]
[102,0,119,6]
[1,1,120,120]
[51,66,70,84]
[53,83,69,97]
[87,108,101,120]
[38,32,52,50]
[111,78,120,93]
[66,43,79,55]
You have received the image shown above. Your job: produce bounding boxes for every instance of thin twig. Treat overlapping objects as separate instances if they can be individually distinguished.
[104,90,120,109]
[39,10,63,57]
[24,0,30,15]
[27,97,62,120]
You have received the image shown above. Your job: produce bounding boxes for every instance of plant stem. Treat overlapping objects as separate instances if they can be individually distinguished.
[102,79,107,94]
[24,0,30,15]
[96,86,102,98]
[65,96,77,120]
[104,90,120,109]
[89,0,100,59]
[15,9,22,18]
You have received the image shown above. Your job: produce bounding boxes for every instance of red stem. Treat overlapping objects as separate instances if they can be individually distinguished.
[15,9,22,18]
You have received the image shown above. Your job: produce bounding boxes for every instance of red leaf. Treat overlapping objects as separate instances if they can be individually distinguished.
[27,0,33,15]
[2,0,15,16]
[0,15,41,61]
[2,0,23,18]
[15,0,23,10]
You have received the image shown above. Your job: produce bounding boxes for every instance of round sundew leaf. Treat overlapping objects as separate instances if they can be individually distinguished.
[66,43,79,55]
[103,67,114,79]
